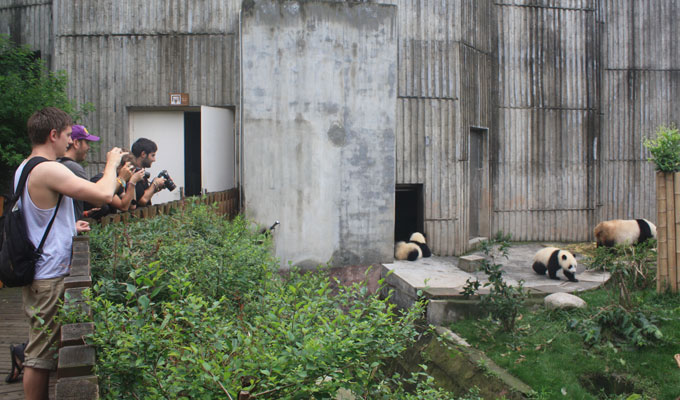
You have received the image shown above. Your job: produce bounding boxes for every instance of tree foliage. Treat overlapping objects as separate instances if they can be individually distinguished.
[643,123,680,173]
[77,201,461,399]
[0,34,92,194]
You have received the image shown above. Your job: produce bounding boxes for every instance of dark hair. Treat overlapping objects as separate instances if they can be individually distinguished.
[26,107,73,145]
[131,138,157,157]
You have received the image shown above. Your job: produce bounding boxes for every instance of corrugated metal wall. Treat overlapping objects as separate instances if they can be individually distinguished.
[598,0,680,223]
[51,0,240,177]
[3,0,679,256]
[0,0,53,65]
[396,0,497,255]
[494,0,599,242]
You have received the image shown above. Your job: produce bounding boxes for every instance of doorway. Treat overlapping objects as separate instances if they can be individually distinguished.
[395,184,424,243]
[129,107,235,204]
[469,127,489,239]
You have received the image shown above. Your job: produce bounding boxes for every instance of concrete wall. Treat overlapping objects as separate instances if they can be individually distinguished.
[241,0,397,269]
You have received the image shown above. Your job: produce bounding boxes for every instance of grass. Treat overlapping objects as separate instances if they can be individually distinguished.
[449,288,680,399]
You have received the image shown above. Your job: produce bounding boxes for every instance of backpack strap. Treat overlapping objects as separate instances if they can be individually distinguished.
[12,157,64,253]
[37,194,63,253]
[12,157,49,204]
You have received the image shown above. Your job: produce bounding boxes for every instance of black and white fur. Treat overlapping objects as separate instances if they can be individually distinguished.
[395,241,422,261]
[409,232,431,258]
[593,218,657,247]
[532,247,578,282]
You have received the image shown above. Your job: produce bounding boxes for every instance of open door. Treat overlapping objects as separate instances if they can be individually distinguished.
[129,111,185,204]
[200,106,235,192]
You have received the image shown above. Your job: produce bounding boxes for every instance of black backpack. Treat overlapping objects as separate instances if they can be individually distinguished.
[0,157,62,287]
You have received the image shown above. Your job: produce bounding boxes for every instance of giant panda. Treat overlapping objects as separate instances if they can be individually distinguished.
[593,218,657,247]
[532,247,578,282]
[409,232,432,258]
[395,241,422,261]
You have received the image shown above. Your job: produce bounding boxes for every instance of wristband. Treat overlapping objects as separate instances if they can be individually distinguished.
[117,178,126,190]
[152,182,160,192]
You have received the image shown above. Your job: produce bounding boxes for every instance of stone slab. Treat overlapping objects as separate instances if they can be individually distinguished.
[58,345,95,378]
[71,252,90,266]
[64,288,87,303]
[383,244,612,325]
[61,323,94,347]
[64,275,92,289]
[69,262,91,277]
[458,254,485,272]
[56,375,99,399]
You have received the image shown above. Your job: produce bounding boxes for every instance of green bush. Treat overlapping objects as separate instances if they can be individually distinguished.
[569,242,663,348]
[83,202,458,399]
[643,124,680,172]
[460,232,528,332]
[0,35,94,194]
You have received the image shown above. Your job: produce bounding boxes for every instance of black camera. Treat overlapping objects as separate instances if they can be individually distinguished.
[157,170,177,191]
[133,167,151,180]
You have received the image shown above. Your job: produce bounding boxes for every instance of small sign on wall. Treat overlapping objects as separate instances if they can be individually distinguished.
[169,93,189,106]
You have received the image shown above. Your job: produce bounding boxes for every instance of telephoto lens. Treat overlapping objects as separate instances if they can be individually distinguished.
[158,170,177,191]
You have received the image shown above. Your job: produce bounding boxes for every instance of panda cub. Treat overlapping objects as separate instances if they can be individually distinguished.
[593,218,657,247]
[532,247,578,282]
[409,232,432,258]
[395,241,422,261]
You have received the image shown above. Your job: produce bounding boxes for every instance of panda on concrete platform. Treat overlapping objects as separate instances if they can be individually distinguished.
[395,241,422,261]
[409,232,432,258]
[593,218,657,247]
[532,247,578,282]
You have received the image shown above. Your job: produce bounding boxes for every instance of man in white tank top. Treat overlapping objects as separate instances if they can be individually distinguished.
[16,107,125,400]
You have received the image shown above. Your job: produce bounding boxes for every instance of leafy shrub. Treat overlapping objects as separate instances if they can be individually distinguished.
[0,35,93,194]
[84,201,458,399]
[461,232,528,332]
[587,241,657,310]
[567,306,663,348]
[643,124,680,172]
[569,241,663,348]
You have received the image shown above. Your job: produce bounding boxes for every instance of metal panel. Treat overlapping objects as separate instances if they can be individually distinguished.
[0,1,53,65]
[54,0,239,36]
[600,0,680,70]
[60,34,235,170]
[494,3,598,242]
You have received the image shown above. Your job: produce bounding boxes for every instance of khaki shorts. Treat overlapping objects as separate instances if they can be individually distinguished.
[22,277,65,370]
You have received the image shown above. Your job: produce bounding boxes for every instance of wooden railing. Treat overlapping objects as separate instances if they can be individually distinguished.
[95,188,240,225]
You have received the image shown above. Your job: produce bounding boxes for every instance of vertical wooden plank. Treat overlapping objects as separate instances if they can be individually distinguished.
[666,172,675,291]
[674,172,680,292]
[657,172,668,292]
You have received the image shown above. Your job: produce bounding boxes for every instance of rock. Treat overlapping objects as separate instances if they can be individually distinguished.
[458,255,485,272]
[544,292,586,310]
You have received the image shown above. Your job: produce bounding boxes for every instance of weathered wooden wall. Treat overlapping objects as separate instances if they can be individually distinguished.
[598,0,680,223]
[0,0,53,65]
[3,0,679,256]
[494,0,599,242]
[37,0,238,178]
[396,0,497,255]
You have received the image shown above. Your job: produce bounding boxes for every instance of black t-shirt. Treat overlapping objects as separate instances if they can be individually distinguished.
[84,173,125,219]
[134,178,151,207]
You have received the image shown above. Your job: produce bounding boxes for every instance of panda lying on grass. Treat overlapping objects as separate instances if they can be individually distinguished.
[394,232,432,261]
[593,218,657,247]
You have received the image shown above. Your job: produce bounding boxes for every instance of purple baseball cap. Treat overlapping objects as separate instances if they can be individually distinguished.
[71,125,100,141]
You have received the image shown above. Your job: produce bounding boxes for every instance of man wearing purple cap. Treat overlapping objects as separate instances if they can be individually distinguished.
[57,125,100,220]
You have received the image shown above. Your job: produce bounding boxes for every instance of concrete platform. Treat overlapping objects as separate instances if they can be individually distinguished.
[382,243,610,325]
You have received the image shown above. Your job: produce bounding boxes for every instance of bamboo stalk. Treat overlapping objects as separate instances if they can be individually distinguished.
[666,173,676,292]
[657,172,669,292]
[674,173,680,292]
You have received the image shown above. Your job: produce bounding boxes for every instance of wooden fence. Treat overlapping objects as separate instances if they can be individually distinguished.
[655,172,680,293]
[95,188,240,226]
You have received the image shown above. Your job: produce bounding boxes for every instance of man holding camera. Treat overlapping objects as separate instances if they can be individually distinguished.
[130,138,166,207]
[57,124,100,220]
